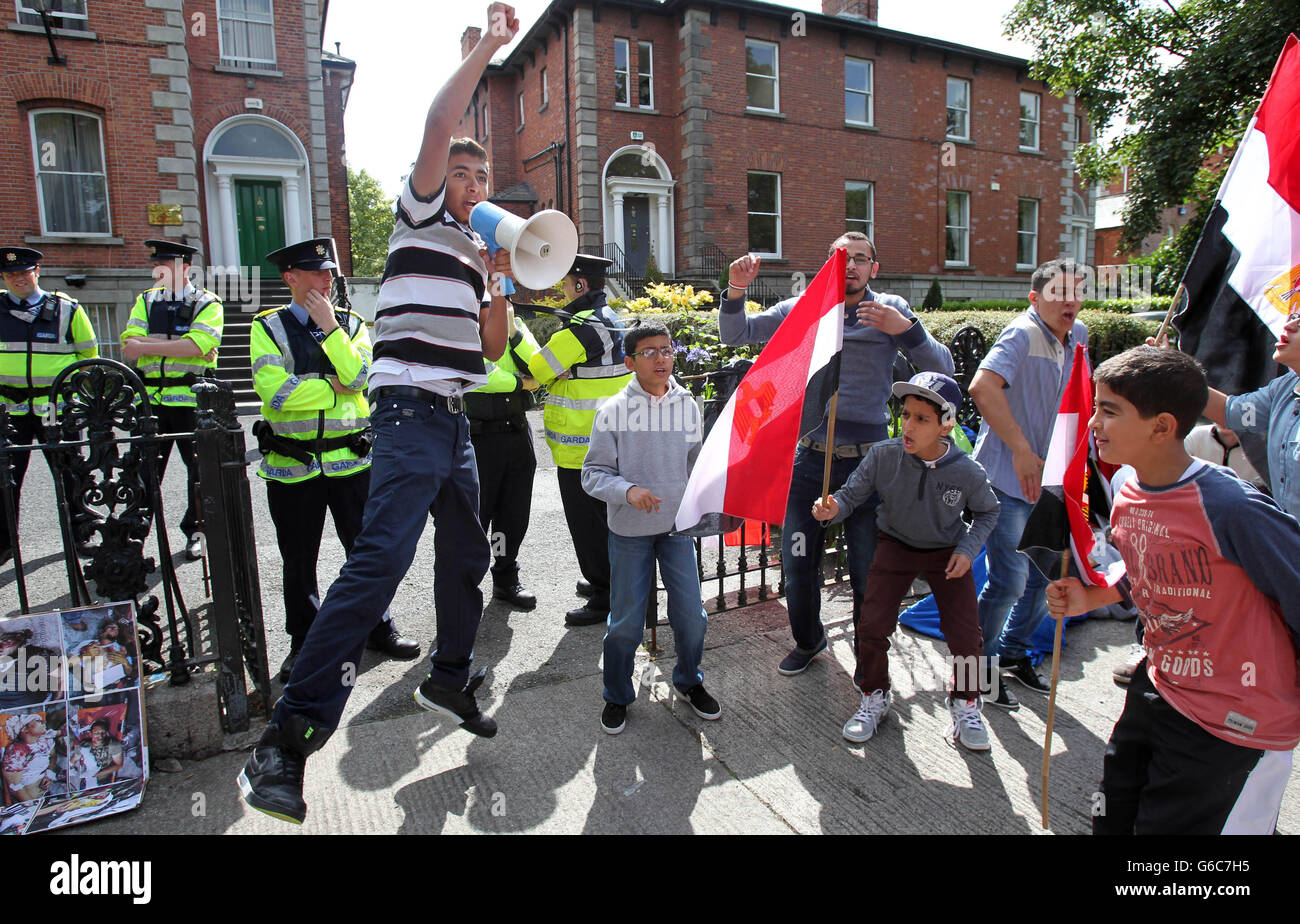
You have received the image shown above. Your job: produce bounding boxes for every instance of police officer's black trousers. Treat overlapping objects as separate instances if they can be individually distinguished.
[151,405,200,538]
[470,418,535,585]
[0,413,80,554]
[556,465,611,610]
[265,469,372,646]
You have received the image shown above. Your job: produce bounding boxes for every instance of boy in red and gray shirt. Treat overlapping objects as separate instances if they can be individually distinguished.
[1049,347,1300,834]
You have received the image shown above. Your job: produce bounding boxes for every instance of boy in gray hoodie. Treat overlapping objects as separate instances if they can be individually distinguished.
[813,372,999,751]
[582,321,720,735]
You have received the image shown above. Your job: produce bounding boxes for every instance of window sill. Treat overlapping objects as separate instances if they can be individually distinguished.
[1015,264,1035,272]
[214,64,284,78]
[614,104,659,115]
[844,121,878,132]
[7,22,96,40]
[943,262,973,270]
[751,255,785,262]
[27,235,123,246]
[1018,146,1042,155]
[945,135,975,146]
[745,108,785,119]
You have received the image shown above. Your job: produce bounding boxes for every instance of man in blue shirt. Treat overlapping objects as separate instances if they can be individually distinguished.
[969,259,1089,708]
[721,233,953,675]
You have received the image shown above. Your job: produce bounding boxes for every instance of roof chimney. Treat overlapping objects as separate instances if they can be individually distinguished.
[460,26,482,61]
[822,0,878,22]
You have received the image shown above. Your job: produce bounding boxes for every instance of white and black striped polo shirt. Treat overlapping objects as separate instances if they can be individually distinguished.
[369,177,490,395]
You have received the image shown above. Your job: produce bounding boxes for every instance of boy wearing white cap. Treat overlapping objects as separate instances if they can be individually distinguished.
[813,372,1000,750]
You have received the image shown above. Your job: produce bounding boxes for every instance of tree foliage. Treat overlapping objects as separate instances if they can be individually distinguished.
[1005,0,1300,288]
[347,166,395,277]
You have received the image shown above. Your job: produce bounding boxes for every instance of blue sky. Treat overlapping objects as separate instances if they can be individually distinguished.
[323,0,1031,195]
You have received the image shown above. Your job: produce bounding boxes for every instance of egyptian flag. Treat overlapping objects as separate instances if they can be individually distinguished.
[1173,34,1300,397]
[675,250,846,534]
[1017,343,1125,587]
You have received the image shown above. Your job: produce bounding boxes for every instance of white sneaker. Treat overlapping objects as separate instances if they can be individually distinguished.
[842,689,891,743]
[946,696,991,751]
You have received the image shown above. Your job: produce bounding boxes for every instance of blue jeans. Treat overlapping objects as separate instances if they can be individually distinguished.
[977,487,1048,660]
[274,395,490,729]
[782,446,879,651]
[603,532,707,705]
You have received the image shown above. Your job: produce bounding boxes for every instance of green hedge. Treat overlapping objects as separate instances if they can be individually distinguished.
[934,297,1171,314]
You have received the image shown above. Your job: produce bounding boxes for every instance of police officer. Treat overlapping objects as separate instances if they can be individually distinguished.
[527,254,631,626]
[254,239,420,680]
[120,240,223,560]
[0,247,98,564]
[467,305,541,609]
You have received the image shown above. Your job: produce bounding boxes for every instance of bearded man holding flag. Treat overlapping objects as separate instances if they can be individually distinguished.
[706,233,953,676]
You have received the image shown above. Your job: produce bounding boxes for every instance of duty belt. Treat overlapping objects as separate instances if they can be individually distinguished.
[251,420,373,466]
[0,385,47,401]
[371,385,464,415]
[469,416,528,436]
[798,436,876,459]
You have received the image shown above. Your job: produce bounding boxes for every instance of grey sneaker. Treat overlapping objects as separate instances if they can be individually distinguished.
[842,689,891,743]
[946,696,991,751]
[778,635,828,676]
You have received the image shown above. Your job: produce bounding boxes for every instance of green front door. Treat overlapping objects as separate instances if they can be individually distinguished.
[234,179,286,281]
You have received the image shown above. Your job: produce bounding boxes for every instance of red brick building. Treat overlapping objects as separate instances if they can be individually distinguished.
[0,0,353,345]
[458,0,1095,303]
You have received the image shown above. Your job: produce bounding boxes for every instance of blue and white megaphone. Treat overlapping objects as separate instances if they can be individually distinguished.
[470,201,579,295]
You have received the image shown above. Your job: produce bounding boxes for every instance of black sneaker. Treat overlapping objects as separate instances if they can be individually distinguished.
[414,668,498,738]
[236,720,328,825]
[601,701,627,735]
[777,636,828,676]
[983,682,1020,711]
[1002,655,1051,694]
[677,683,722,720]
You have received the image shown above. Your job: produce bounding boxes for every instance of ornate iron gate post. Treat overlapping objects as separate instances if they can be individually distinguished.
[193,380,271,733]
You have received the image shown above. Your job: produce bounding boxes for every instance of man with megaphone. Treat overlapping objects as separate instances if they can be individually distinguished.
[527,254,632,626]
[238,2,522,826]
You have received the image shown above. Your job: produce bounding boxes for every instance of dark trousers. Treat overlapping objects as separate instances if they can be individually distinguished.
[782,445,880,651]
[855,534,983,698]
[470,419,535,583]
[265,468,373,645]
[1095,664,1283,834]
[274,394,490,729]
[557,464,610,610]
[0,413,79,552]
[152,404,200,537]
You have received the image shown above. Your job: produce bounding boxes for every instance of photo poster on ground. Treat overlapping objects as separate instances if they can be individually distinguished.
[0,601,149,834]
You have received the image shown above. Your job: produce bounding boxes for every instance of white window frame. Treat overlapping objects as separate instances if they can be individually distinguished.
[844,57,873,126]
[217,0,277,71]
[946,76,970,141]
[481,100,488,141]
[945,190,970,267]
[517,92,525,126]
[745,39,780,113]
[540,67,548,109]
[747,170,782,258]
[637,41,654,109]
[1019,91,1041,151]
[15,0,88,30]
[845,180,874,240]
[1017,197,1038,270]
[614,37,630,106]
[29,108,112,237]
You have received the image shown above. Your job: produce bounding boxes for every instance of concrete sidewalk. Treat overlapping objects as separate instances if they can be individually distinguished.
[6,413,1297,834]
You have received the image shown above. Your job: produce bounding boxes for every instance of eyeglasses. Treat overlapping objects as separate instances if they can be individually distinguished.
[632,347,675,360]
[844,254,876,266]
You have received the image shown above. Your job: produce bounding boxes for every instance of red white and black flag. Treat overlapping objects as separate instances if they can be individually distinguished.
[1173,33,1300,396]
[1017,343,1125,587]
[675,249,846,534]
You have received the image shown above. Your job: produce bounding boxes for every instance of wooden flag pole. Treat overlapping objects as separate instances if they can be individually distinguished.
[1154,283,1188,345]
[1040,548,1070,829]
[821,392,840,502]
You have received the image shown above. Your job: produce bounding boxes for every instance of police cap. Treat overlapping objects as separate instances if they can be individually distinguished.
[265,238,338,273]
[0,247,42,272]
[145,239,199,262]
[566,253,613,281]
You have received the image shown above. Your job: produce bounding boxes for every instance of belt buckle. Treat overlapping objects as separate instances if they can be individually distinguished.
[445,394,464,415]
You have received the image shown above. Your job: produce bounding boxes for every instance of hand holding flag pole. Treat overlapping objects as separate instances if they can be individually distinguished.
[821,392,839,504]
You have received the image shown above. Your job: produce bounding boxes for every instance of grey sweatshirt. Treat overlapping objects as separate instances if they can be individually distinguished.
[832,437,1000,561]
[581,376,703,537]
[718,288,953,445]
